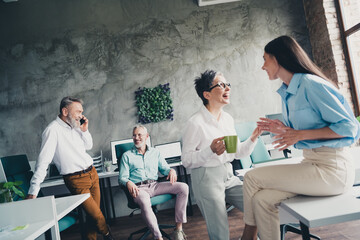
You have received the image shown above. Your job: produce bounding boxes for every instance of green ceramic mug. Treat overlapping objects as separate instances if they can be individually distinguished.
[224,135,237,153]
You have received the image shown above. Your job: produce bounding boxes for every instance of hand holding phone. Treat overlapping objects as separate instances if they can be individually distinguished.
[79,116,88,132]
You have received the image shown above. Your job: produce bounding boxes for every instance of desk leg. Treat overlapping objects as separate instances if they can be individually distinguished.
[299,221,311,240]
[99,178,108,220]
[182,167,193,216]
[106,177,116,219]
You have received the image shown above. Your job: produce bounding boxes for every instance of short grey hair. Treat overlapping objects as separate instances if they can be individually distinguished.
[132,124,148,134]
[59,96,83,114]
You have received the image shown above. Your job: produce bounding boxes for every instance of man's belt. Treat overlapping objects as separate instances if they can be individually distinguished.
[135,179,156,186]
[63,165,93,177]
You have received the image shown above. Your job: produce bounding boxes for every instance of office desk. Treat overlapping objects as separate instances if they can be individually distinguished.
[56,193,90,219]
[167,161,193,215]
[279,189,360,240]
[42,161,194,219]
[0,196,59,240]
[42,170,118,221]
[0,194,89,240]
[98,170,119,220]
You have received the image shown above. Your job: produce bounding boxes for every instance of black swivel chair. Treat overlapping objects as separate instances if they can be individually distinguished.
[115,142,175,240]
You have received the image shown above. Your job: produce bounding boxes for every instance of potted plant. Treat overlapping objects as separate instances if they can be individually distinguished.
[104,160,112,172]
[0,181,25,203]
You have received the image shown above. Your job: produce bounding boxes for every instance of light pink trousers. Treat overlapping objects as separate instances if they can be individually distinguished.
[133,181,189,239]
[243,147,354,240]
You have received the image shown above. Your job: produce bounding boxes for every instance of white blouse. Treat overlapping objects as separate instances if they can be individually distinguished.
[181,106,257,169]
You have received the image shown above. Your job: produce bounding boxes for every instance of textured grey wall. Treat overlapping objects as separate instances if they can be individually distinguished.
[0,0,310,162]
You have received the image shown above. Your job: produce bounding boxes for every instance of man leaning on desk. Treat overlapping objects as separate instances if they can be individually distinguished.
[118,125,189,240]
[26,96,114,240]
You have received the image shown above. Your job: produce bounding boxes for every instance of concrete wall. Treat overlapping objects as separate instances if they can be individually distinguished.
[0,0,310,216]
[0,0,310,161]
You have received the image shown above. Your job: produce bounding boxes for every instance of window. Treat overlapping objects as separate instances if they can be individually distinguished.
[335,0,360,115]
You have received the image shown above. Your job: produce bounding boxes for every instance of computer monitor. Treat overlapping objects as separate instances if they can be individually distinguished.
[110,136,151,165]
[154,141,182,164]
[265,113,283,137]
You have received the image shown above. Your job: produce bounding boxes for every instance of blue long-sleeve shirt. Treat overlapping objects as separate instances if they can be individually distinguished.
[277,73,360,149]
[118,146,171,186]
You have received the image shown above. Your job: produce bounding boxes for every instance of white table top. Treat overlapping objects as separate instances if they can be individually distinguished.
[55,193,90,219]
[0,196,59,240]
[279,189,360,228]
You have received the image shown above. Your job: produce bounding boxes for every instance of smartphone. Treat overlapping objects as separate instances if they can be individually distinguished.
[80,118,85,125]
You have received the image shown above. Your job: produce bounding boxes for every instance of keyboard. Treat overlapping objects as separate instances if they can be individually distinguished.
[166,157,181,164]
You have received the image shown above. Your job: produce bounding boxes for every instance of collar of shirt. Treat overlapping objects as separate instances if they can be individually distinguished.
[200,105,224,124]
[277,73,302,99]
[130,145,151,156]
[56,115,72,130]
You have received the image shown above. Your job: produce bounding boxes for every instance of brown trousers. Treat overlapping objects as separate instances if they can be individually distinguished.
[63,166,108,240]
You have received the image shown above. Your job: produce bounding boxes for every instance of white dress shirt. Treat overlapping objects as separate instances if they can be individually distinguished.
[28,116,94,196]
[182,106,257,169]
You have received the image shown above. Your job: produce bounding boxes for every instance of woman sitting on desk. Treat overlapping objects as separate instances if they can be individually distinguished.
[241,35,360,240]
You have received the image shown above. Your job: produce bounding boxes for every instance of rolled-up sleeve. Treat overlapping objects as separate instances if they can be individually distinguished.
[235,137,257,159]
[118,153,130,186]
[307,81,359,138]
[158,152,171,176]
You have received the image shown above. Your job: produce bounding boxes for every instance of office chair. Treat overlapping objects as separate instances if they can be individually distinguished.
[0,155,80,233]
[234,121,271,167]
[114,141,175,240]
[234,122,320,240]
[226,122,267,213]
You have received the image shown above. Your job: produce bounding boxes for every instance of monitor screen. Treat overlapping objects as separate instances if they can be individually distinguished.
[265,113,283,137]
[154,141,182,160]
[110,136,151,165]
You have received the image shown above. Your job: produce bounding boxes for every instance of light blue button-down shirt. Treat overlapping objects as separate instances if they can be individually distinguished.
[277,73,360,149]
[118,146,171,186]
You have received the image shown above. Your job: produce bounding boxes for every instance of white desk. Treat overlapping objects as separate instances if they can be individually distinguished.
[0,194,90,240]
[56,193,90,220]
[42,169,118,220]
[279,189,360,240]
[0,196,59,240]
[42,161,194,217]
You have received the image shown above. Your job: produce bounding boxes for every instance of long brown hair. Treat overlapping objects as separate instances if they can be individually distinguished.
[264,36,338,88]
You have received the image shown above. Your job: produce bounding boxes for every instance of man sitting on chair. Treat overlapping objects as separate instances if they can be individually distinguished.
[118,125,189,240]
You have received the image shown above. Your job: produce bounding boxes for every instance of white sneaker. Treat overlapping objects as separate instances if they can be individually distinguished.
[172,229,187,240]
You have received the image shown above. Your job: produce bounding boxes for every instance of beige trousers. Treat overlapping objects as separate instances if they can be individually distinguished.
[243,147,354,240]
[191,162,244,240]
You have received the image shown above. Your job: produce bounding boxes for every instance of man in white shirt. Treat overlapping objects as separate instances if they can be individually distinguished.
[27,96,113,240]
[181,70,261,240]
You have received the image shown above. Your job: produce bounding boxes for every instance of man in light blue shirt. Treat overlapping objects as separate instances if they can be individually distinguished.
[119,125,188,240]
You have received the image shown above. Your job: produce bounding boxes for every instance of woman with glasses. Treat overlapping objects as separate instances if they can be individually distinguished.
[181,70,262,240]
[241,36,360,240]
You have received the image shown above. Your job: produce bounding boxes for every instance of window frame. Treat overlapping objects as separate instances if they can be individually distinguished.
[335,0,360,116]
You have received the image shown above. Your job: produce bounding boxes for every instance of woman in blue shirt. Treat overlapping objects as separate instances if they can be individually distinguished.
[241,35,360,240]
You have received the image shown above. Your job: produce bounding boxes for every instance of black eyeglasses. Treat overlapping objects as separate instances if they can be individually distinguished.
[208,82,231,91]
